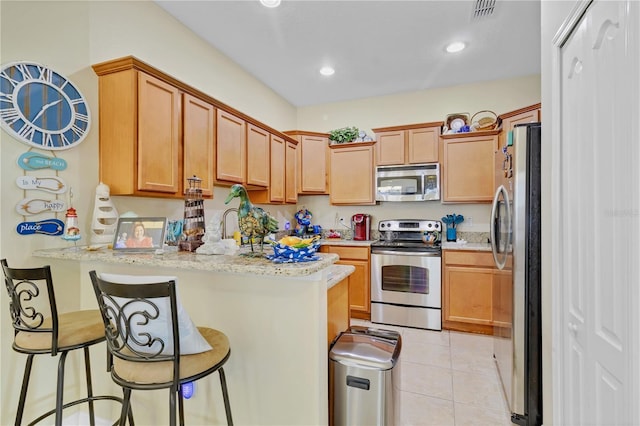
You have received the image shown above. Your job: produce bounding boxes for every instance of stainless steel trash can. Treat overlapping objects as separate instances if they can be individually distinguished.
[329,326,402,426]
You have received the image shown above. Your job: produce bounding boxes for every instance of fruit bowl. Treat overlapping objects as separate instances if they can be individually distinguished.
[266,236,321,263]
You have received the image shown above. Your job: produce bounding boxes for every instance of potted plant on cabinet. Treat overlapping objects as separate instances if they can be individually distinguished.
[329,126,359,144]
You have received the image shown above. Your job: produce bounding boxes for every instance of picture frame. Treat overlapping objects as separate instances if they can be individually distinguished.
[112,217,167,252]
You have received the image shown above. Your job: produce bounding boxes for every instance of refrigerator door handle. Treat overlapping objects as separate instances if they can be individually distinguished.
[490,185,511,270]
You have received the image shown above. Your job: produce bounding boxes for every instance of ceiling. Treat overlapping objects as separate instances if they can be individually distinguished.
[155,0,541,107]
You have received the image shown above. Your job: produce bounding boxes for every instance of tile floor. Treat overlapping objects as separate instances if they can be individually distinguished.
[351,319,512,426]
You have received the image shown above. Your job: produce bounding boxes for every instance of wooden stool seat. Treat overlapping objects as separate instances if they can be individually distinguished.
[14,310,104,352]
[113,327,230,385]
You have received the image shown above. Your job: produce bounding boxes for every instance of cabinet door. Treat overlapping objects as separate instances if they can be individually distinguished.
[216,109,246,183]
[376,130,405,165]
[246,124,270,187]
[299,134,329,193]
[408,127,439,163]
[338,259,370,319]
[330,142,375,205]
[269,134,285,203]
[137,72,181,194]
[442,134,497,202]
[183,94,215,197]
[285,140,298,204]
[498,105,541,148]
[443,266,493,325]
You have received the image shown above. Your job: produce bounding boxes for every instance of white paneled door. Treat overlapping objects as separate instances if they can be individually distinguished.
[555,1,639,424]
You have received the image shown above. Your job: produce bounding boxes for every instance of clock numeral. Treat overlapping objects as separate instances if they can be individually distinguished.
[0,92,14,103]
[71,123,85,139]
[0,107,21,125]
[17,123,36,141]
[70,98,85,106]
[43,133,55,148]
[75,113,89,123]
[61,132,71,146]
[37,65,54,84]
[0,69,21,87]
[14,63,34,80]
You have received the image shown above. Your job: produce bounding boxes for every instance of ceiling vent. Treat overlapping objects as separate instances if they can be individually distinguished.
[471,0,497,21]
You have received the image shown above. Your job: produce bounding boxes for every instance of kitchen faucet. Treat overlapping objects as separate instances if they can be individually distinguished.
[222,207,238,239]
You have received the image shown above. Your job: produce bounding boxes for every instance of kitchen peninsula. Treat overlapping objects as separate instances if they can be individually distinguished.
[33,247,347,425]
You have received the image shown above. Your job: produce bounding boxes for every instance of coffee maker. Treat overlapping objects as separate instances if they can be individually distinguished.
[351,214,371,241]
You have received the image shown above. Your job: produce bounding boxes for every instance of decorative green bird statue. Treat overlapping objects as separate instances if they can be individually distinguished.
[224,184,279,253]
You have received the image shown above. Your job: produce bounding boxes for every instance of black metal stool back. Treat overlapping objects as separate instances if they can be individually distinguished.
[89,271,233,426]
[1,259,125,426]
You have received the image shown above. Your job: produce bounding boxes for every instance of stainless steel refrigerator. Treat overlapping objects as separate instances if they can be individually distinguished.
[490,123,542,426]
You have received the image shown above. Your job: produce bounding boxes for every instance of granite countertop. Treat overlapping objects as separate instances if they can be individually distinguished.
[326,264,356,289]
[33,246,339,277]
[442,242,492,251]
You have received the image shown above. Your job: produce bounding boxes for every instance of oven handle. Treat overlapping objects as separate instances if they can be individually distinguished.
[371,250,441,257]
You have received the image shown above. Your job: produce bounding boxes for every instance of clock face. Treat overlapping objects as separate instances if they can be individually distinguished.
[0,61,90,150]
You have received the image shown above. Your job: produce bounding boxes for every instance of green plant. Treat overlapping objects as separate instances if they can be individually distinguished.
[329,126,359,144]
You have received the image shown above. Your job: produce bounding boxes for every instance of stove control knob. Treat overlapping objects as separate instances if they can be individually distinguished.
[427,223,432,228]
[380,223,386,228]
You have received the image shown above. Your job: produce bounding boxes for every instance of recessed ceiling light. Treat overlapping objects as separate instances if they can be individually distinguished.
[319,66,335,76]
[445,41,466,53]
[260,0,281,8]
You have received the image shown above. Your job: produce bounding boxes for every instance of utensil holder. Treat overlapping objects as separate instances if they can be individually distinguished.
[446,227,457,242]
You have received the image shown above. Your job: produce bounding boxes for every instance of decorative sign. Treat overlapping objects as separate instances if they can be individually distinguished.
[16,219,65,236]
[16,175,67,194]
[16,197,66,215]
[17,151,67,171]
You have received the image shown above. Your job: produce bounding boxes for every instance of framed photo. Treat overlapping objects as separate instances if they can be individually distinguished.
[112,217,167,252]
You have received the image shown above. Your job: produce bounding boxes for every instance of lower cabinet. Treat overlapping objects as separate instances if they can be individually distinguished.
[320,245,371,320]
[442,249,511,335]
[327,277,350,349]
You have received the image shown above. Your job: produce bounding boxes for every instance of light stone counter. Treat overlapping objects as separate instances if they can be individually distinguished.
[33,246,338,277]
[32,246,344,425]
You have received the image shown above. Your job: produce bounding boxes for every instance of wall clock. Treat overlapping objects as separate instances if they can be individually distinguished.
[0,61,90,150]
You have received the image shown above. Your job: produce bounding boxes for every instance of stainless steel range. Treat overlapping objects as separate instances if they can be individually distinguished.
[370,219,442,330]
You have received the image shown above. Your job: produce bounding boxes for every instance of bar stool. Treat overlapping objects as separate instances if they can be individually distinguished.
[89,271,233,426]
[1,259,126,426]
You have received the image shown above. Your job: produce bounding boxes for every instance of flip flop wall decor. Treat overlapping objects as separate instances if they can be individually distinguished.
[16,175,68,194]
[16,198,66,215]
[16,219,65,236]
[17,152,67,171]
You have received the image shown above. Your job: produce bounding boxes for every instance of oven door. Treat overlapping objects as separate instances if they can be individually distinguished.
[371,250,441,308]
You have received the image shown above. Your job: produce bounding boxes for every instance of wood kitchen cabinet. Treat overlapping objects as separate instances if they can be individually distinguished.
[498,103,541,149]
[329,141,376,205]
[183,93,215,197]
[216,109,246,184]
[327,276,350,348]
[319,245,371,320]
[285,131,330,194]
[253,135,298,204]
[372,122,442,165]
[440,130,499,203]
[442,249,511,335]
[93,66,183,197]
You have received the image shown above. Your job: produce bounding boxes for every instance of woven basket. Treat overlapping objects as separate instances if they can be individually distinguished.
[471,110,498,131]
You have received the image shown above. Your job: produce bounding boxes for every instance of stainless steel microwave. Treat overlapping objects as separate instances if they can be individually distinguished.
[375,163,440,202]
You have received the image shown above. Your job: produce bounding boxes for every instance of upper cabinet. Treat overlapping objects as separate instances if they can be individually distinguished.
[372,122,442,166]
[498,103,541,148]
[93,56,294,199]
[440,130,499,203]
[183,93,215,198]
[329,141,376,205]
[252,135,298,205]
[93,64,185,198]
[285,131,330,194]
